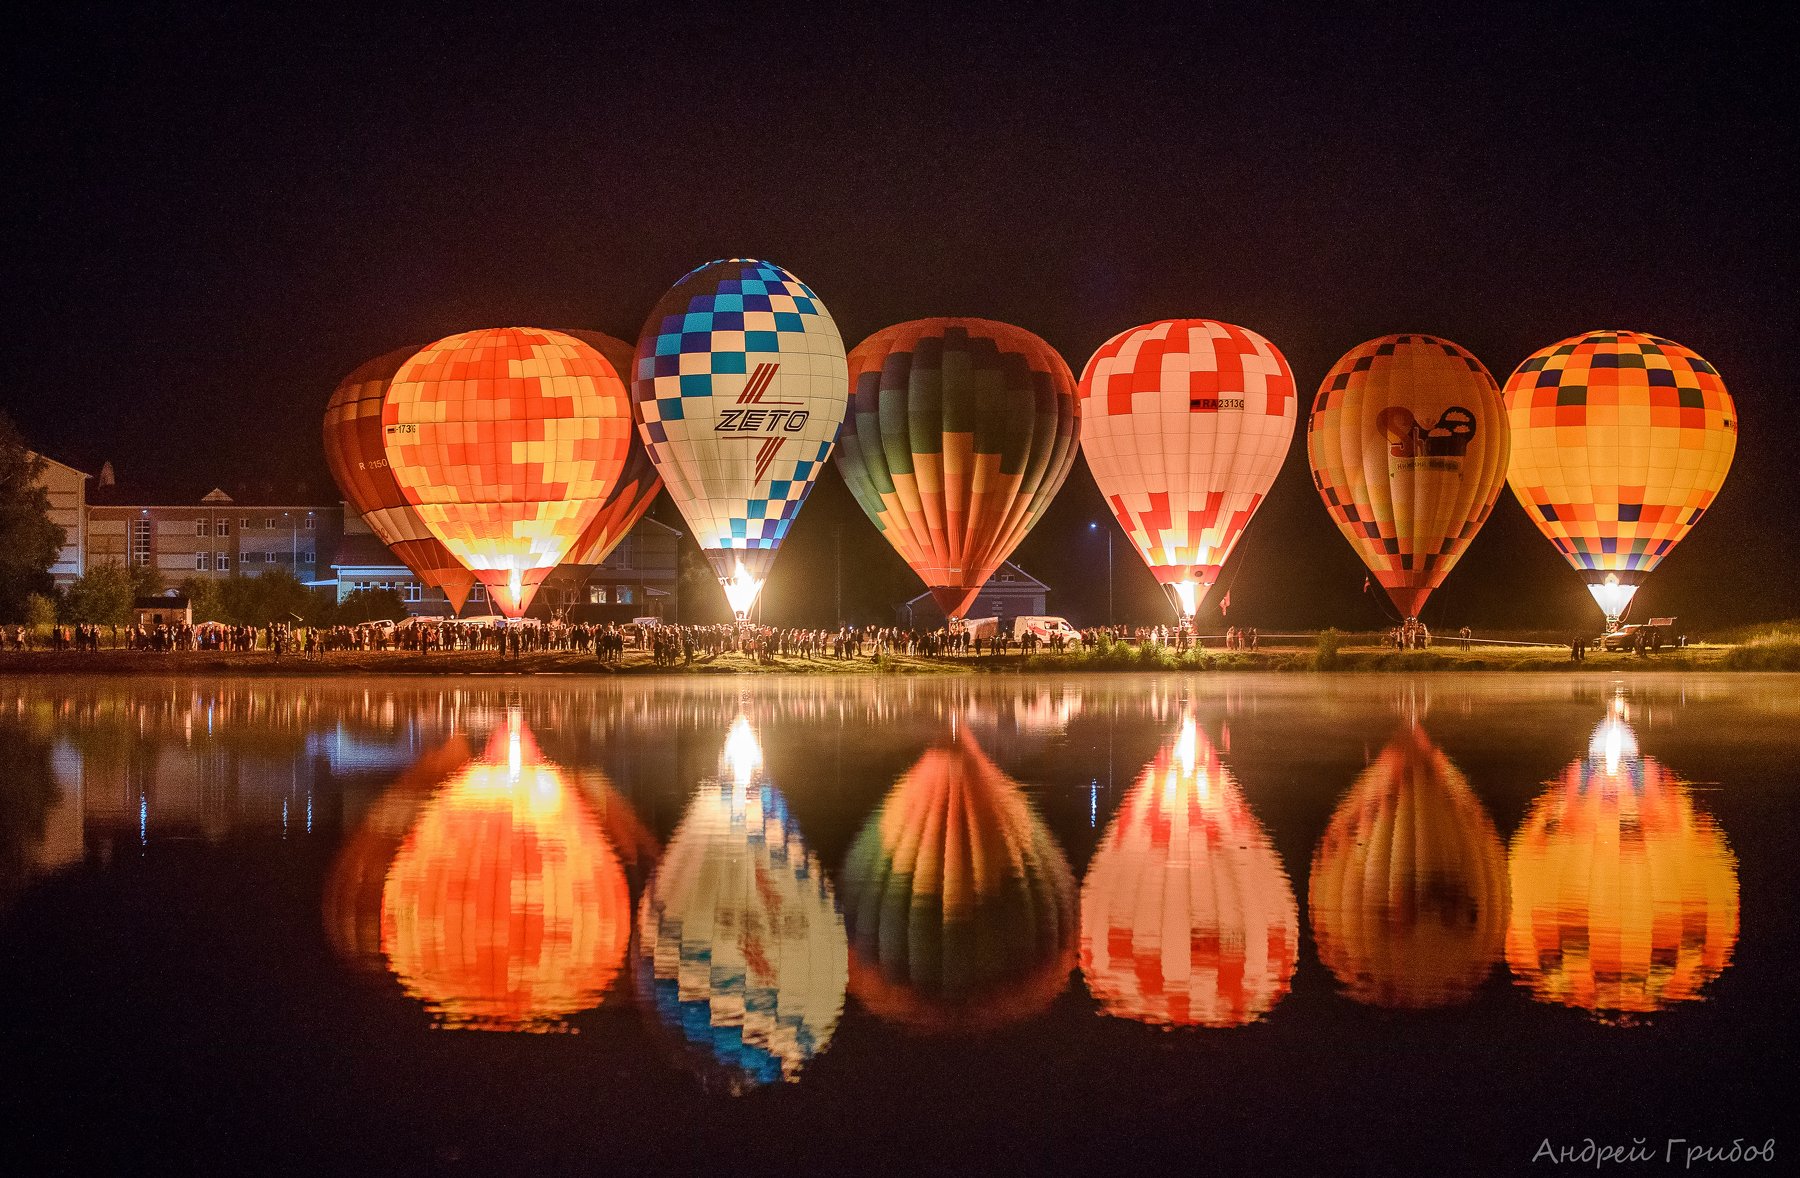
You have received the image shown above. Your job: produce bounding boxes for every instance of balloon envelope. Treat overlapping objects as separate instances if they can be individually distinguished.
[1507,708,1738,1017]
[1309,725,1509,1008]
[841,727,1077,1033]
[559,330,664,569]
[322,346,477,613]
[637,718,847,1091]
[380,718,632,1031]
[836,318,1081,620]
[1079,320,1297,618]
[1307,335,1509,619]
[1503,330,1737,625]
[1080,717,1299,1026]
[382,327,632,617]
[632,259,848,617]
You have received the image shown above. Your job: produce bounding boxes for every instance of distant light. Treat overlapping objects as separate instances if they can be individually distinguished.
[1088,521,1098,530]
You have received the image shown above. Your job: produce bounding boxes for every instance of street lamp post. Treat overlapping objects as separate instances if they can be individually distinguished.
[1089,522,1113,625]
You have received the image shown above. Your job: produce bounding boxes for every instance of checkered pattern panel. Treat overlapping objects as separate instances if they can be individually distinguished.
[1502,330,1736,577]
[1306,335,1509,618]
[382,326,633,614]
[1078,320,1297,593]
[559,330,664,567]
[631,259,847,557]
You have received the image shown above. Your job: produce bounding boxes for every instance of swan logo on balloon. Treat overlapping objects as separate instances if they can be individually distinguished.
[380,326,634,618]
[1503,330,1737,629]
[633,259,849,618]
[1308,335,1510,622]
[1079,319,1295,619]
[836,318,1081,620]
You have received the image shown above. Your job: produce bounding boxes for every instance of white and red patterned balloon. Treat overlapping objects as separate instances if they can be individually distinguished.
[1079,320,1297,618]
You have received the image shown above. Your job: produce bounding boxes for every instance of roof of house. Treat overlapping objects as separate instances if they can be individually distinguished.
[902,561,1049,607]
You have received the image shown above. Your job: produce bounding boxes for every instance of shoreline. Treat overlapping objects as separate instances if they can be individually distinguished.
[0,644,1772,677]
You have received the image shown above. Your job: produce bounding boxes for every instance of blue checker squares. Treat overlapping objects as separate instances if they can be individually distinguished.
[683,312,716,332]
[767,481,791,499]
[773,312,803,332]
[652,354,680,377]
[743,330,777,351]
[656,398,683,421]
[655,333,681,356]
[731,519,747,538]
[645,421,668,443]
[710,352,747,374]
[794,297,816,314]
[679,375,711,397]
[790,462,812,481]
[743,293,772,311]
[709,310,745,331]
[747,501,767,519]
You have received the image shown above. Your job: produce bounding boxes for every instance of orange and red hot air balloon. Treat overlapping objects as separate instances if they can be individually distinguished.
[835,319,1081,621]
[1503,330,1737,629]
[381,327,634,617]
[1307,335,1510,621]
[1079,320,1298,620]
[323,346,478,614]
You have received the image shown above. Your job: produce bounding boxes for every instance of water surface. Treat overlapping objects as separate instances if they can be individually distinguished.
[1,674,1793,1174]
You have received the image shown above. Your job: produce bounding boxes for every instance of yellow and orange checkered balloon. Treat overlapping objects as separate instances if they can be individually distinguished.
[1506,708,1738,1017]
[1307,335,1510,620]
[382,327,632,617]
[1503,330,1737,626]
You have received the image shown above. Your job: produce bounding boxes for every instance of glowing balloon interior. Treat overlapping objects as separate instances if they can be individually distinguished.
[1080,717,1299,1026]
[379,717,632,1031]
[636,718,847,1090]
[1079,320,1297,619]
[836,318,1081,620]
[558,330,664,570]
[1307,335,1510,621]
[382,326,632,617]
[633,259,848,618]
[1503,330,1737,628]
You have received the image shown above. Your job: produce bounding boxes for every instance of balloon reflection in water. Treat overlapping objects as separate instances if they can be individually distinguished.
[842,728,1077,1033]
[1081,718,1298,1027]
[1309,726,1509,1008]
[379,716,633,1031]
[1507,705,1738,1019]
[637,717,848,1091]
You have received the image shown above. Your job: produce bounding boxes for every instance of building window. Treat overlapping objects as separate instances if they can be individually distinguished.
[589,586,608,604]
[196,519,210,537]
[217,519,230,536]
[266,516,278,528]
[402,582,422,603]
[241,516,252,529]
[471,583,486,602]
[217,554,231,572]
[305,517,316,530]
[302,551,315,564]
[195,553,210,571]
[268,552,279,564]
[618,586,634,605]
[130,520,151,566]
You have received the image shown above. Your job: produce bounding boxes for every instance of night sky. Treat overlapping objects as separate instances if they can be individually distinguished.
[6,4,1796,629]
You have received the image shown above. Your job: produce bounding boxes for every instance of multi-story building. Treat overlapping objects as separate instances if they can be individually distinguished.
[897,561,1050,629]
[86,473,343,587]
[330,509,682,620]
[27,452,90,587]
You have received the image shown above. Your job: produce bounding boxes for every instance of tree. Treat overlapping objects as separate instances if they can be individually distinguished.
[64,562,136,625]
[336,587,409,624]
[24,592,57,631]
[180,576,226,623]
[0,412,65,622]
[218,566,309,626]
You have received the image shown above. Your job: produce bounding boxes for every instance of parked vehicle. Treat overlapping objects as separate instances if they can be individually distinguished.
[1011,615,1082,647]
[952,616,1000,641]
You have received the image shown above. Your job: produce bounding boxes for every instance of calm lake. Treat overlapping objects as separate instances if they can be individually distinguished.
[1,673,1793,1174]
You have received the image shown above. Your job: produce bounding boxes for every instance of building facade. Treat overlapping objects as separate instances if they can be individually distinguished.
[28,452,89,587]
[897,561,1051,629]
[88,486,343,588]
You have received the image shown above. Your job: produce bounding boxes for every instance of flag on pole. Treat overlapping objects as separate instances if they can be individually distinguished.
[1362,576,1371,594]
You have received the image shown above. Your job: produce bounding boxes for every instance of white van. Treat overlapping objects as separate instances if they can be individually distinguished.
[1011,615,1082,647]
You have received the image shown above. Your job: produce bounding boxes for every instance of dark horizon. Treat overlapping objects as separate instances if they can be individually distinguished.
[7,5,1796,631]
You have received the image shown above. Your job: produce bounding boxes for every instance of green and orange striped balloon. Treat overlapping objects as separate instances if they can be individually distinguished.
[835,319,1081,619]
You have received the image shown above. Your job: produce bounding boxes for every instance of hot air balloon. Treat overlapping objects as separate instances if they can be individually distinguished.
[1307,335,1510,621]
[323,346,478,614]
[1081,717,1298,1027]
[1507,703,1738,1018]
[1079,320,1297,619]
[558,330,664,571]
[382,326,633,617]
[380,716,633,1031]
[636,717,847,1091]
[835,318,1081,621]
[1502,331,1737,629]
[841,727,1077,1033]
[1309,725,1509,1008]
[632,259,848,618]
